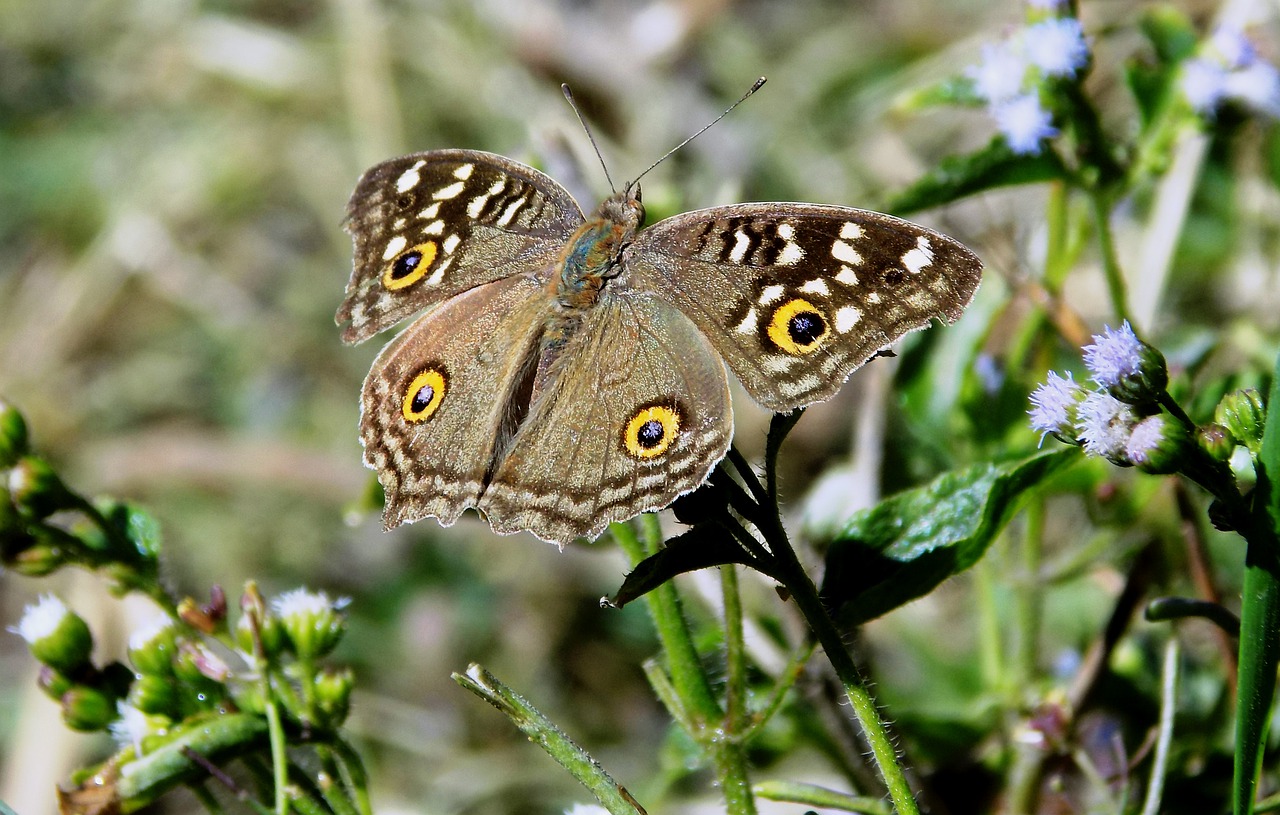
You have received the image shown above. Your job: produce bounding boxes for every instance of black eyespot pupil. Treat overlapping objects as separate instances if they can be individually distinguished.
[395,193,413,209]
[884,268,905,285]
[788,312,825,346]
[391,251,422,280]
[410,385,434,413]
[637,420,666,448]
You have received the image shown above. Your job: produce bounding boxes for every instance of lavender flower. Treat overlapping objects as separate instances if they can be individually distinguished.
[1183,26,1280,118]
[992,94,1059,154]
[1029,371,1082,440]
[1076,391,1137,461]
[1181,59,1229,114]
[1024,18,1090,78]
[967,42,1028,103]
[1082,321,1143,389]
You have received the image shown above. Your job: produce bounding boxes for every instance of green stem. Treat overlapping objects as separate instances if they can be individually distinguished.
[1089,190,1130,324]
[612,517,721,725]
[718,565,757,815]
[328,736,373,815]
[1014,499,1044,689]
[1233,351,1280,815]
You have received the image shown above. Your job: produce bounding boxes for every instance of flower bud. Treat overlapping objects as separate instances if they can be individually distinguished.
[1197,422,1236,461]
[1083,322,1169,406]
[14,595,94,674]
[173,640,230,684]
[313,667,355,728]
[0,400,29,468]
[235,609,286,660]
[61,685,117,732]
[127,674,181,717]
[8,457,77,520]
[1126,414,1192,474]
[128,618,177,677]
[1215,388,1266,456]
[38,665,74,701]
[272,589,347,660]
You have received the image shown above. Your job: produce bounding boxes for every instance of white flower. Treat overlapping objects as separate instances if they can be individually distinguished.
[1211,26,1256,69]
[967,42,1029,103]
[109,701,153,753]
[1181,58,1229,114]
[128,615,174,653]
[11,595,70,643]
[1082,321,1145,389]
[991,94,1058,154]
[1024,18,1090,79]
[1076,391,1136,459]
[272,588,342,618]
[1028,371,1082,440]
[1224,61,1280,117]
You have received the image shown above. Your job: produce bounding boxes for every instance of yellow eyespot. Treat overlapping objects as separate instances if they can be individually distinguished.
[402,368,447,423]
[383,241,438,290]
[623,405,681,459]
[766,298,829,355]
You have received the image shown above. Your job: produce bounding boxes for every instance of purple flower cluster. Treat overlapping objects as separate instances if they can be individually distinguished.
[1182,27,1280,119]
[1028,322,1184,470]
[964,7,1089,155]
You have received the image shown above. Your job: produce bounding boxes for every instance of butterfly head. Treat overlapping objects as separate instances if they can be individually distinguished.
[597,184,646,232]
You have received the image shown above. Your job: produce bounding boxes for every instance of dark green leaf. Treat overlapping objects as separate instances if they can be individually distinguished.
[887,138,1070,215]
[817,450,1078,626]
[608,526,771,609]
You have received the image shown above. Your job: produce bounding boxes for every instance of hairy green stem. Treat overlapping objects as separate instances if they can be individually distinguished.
[718,565,758,815]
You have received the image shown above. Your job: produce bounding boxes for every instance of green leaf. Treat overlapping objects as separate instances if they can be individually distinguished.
[887,138,1070,215]
[1139,5,1199,64]
[817,450,1078,626]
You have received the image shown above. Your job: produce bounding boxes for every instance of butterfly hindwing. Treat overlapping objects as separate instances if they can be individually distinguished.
[338,149,585,343]
[624,203,983,411]
[359,274,555,530]
[478,291,733,546]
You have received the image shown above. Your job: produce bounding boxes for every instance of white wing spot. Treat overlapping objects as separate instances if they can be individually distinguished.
[419,202,441,219]
[800,279,830,296]
[777,241,805,266]
[840,222,864,240]
[488,178,506,194]
[778,223,796,239]
[495,196,526,228]
[466,193,492,219]
[835,306,862,333]
[902,236,935,274]
[735,307,759,334]
[759,284,786,305]
[395,160,425,193]
[442,234,461,255]
[426,257,453,285]
[762,355,796,373]
[432,181,465,200]
[392,218,406,230]
[729,229,750,264]
[424,220,445,235]
[453,163,474,180]
[865,292,882,304]
[836,266,859,286]
[832,240,862,265]
[382,235,407,260]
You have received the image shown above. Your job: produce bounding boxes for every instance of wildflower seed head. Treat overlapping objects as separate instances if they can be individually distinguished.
[1029,371,1084,442]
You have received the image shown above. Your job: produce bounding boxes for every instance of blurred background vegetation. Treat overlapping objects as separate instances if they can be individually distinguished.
[3,0,1280,813]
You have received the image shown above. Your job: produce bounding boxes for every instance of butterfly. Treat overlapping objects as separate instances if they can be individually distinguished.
[338,146,982,546]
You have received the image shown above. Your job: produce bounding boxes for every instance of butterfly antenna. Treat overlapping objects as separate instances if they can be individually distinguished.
[562,83,617,194]
[629,76,767,189]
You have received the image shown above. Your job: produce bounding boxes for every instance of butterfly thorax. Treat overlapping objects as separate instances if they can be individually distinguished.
[553,192,644,312]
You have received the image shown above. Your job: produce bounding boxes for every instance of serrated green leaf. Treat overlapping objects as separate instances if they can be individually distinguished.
[887,138,1070,215]
[817,450,1079,626]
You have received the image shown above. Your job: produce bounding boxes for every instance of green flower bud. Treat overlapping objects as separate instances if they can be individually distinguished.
[8,457,77,520]
[128,617,177,677]
[38,665,74,701]
[1197,422,1236,462]
[313,667,355,728]
[1126,414,1192,475]
[272,589,347,660]
[61,685,117,732]
[173,640,230,685]
[128,673,181,717]
[0,400,29,468]
[1215,388,1266,456]
[234,608,286,660]
[14,595,94,673]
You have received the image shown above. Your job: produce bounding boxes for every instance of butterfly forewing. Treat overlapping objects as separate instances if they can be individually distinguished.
[338,150,585,344]
[624,204,983,412]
